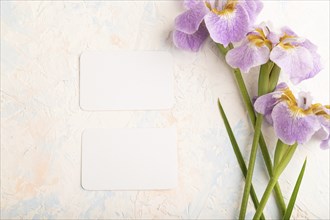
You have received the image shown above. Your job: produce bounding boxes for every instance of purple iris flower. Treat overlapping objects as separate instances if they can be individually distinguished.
[254,83,329,148]
[226,24,276,73]
[226,26,322,84]
[314,106,330,149]
[173,0,210,52]
[172,0,263,52]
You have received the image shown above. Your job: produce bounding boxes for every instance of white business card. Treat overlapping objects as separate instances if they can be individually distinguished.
[81,128,177,190]
[80,51,174,110]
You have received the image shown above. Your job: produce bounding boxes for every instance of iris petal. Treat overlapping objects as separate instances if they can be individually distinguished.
[173,23,209,52]
[301,39,323,79]
[242,0,263,22]
[175,5,208,34]
[204,4,249,47]
[272,102,320,145]
[316,114,330,149]
[270,45,314,85]
[254,83,288,124]
[183,0,202,10]
[226,40,270,73]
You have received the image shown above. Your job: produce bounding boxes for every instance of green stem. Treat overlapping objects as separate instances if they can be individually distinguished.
[259,136,287,215]
[273,182,286,216]
[255,177,279,220]
[259,62,274,95]
[239,113,264,219]
[269,64,281,92]
[232,69,256,121]
[217,43,286,215]
[274,140,288,168]
[239,60,275,219]
[254,144,298,220]
[218,99,266,220]
[236,68,287,216]
[235,71,286,215]
[217,43,229,55]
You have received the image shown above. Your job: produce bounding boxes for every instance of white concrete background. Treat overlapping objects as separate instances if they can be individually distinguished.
[1,1,329,219]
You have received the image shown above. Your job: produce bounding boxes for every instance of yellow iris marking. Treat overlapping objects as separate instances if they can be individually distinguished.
[278,33,296,49]
[247,28,272,49]
[205,2,212,10]
[280,88,330,119]
[206,0,237,16]
[280,33,295,42]
[313,105,330,120]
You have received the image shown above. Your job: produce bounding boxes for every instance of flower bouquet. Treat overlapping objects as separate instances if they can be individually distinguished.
[172,0,329,219]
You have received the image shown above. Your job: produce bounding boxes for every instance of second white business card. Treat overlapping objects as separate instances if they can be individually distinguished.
[81,128,177,190]
[80,51,174,111]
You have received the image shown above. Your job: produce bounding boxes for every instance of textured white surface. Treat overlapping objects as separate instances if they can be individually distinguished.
[1,1,329,219]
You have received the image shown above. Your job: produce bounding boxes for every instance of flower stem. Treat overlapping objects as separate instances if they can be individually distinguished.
[234,67,287,216]
[218,99,266,220]
[269,64,281,92]
[232,68,256,120]
[239,60,275,219]
[258,62,274,95]
[274,140,287,167]
[255,176,279,219]
[253,143,298,220]
[217,43,286,216]
[239,113,264,219]
[273,180,286,216]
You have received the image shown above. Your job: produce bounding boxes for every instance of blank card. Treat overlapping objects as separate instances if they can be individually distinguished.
[81,128,177,190]
[80,51,174,110]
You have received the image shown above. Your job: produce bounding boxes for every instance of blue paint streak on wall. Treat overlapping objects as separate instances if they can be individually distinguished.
[80,191,113,219]
[2,194,60,219]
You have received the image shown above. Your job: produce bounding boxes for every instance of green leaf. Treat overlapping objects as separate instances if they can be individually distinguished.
[283,159,307,220]
[217,99,265,220]
[253,144,298,220]
[217,43,286,216]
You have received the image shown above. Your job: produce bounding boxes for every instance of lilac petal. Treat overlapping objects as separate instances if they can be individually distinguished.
[308,51,322,78]
[254,92,278,115]
[320,138,330,150]
[301,40,323,79]
[254,91,282,125]
[268,31,280,45]
[271,102,321,145]
[254,0,263,14]
[226,40,270,73]
[183,0,202,9]
[173,23,209,52]
[253,83,288,124]
[175,5,208,34]
[270,45,314,84]
[301,39,317,52]
[276,82,289,90]
[281,26,297,37]
[241,0,263,22]
[204,4,249,47]
[316,123,329,140]
[316,115,330,149]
